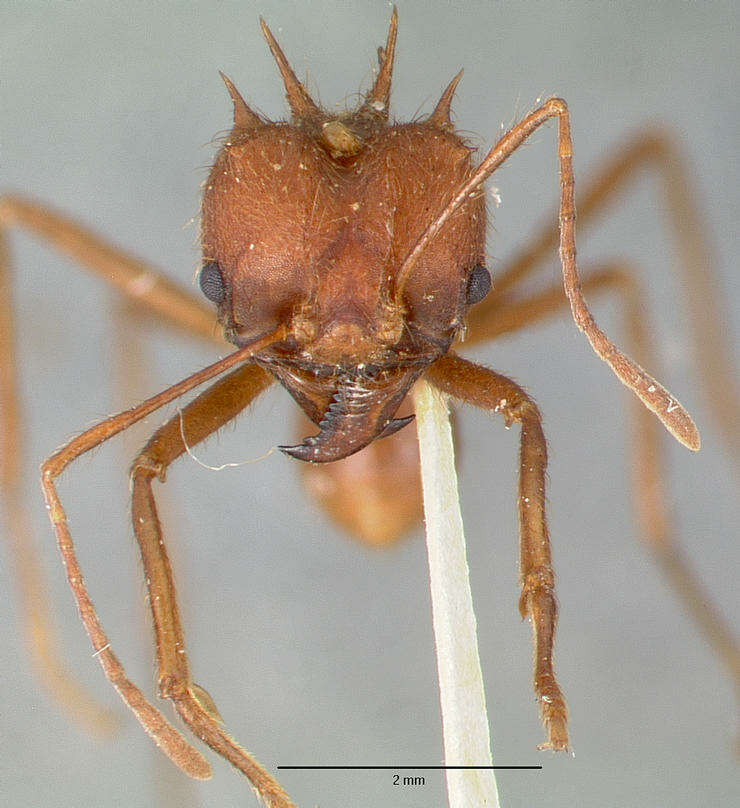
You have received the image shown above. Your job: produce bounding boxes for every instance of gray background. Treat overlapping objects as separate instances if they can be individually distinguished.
[1,1,738,807]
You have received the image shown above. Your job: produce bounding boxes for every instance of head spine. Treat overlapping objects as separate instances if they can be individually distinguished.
[219,7,464,158]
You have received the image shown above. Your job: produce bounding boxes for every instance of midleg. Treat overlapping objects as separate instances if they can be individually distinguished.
[0,234,116,725]
[468,130,738,458]
[0,195,218,340]
[464,262,740,690]
[0,195,222,729]
[464,263,626,344]
[426,352,569,751]
[398,100,698,450]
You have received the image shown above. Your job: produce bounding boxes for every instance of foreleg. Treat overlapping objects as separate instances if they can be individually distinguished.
[427,352,569,751]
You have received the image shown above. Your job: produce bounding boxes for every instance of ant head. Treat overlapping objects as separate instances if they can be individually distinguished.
[199,10,490,462]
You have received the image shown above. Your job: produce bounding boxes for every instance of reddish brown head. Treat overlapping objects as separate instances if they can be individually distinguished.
[200,9,489,462]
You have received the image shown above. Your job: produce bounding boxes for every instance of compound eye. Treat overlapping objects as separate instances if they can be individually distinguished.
[199,261,227,304]
[465,264,491,305]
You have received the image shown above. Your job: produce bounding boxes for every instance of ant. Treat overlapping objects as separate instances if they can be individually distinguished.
[1,8,737,808]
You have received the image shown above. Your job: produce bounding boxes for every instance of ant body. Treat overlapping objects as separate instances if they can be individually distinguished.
[1,7,737,808]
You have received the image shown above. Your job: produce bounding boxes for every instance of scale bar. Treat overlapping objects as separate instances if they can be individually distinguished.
[277,765,542,770]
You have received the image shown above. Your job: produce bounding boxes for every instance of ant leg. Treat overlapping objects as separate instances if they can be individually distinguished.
[39,334,280,783]
[0,195,221,730]
[111,300,203,804]
[469,130,738,458]
[128,365,297,807]
[0,282,116,733]
[466,262,740,692]
[0,195,218,340]
[400,99,698,449]
[426,352,569,752]
[464,264,626,344]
